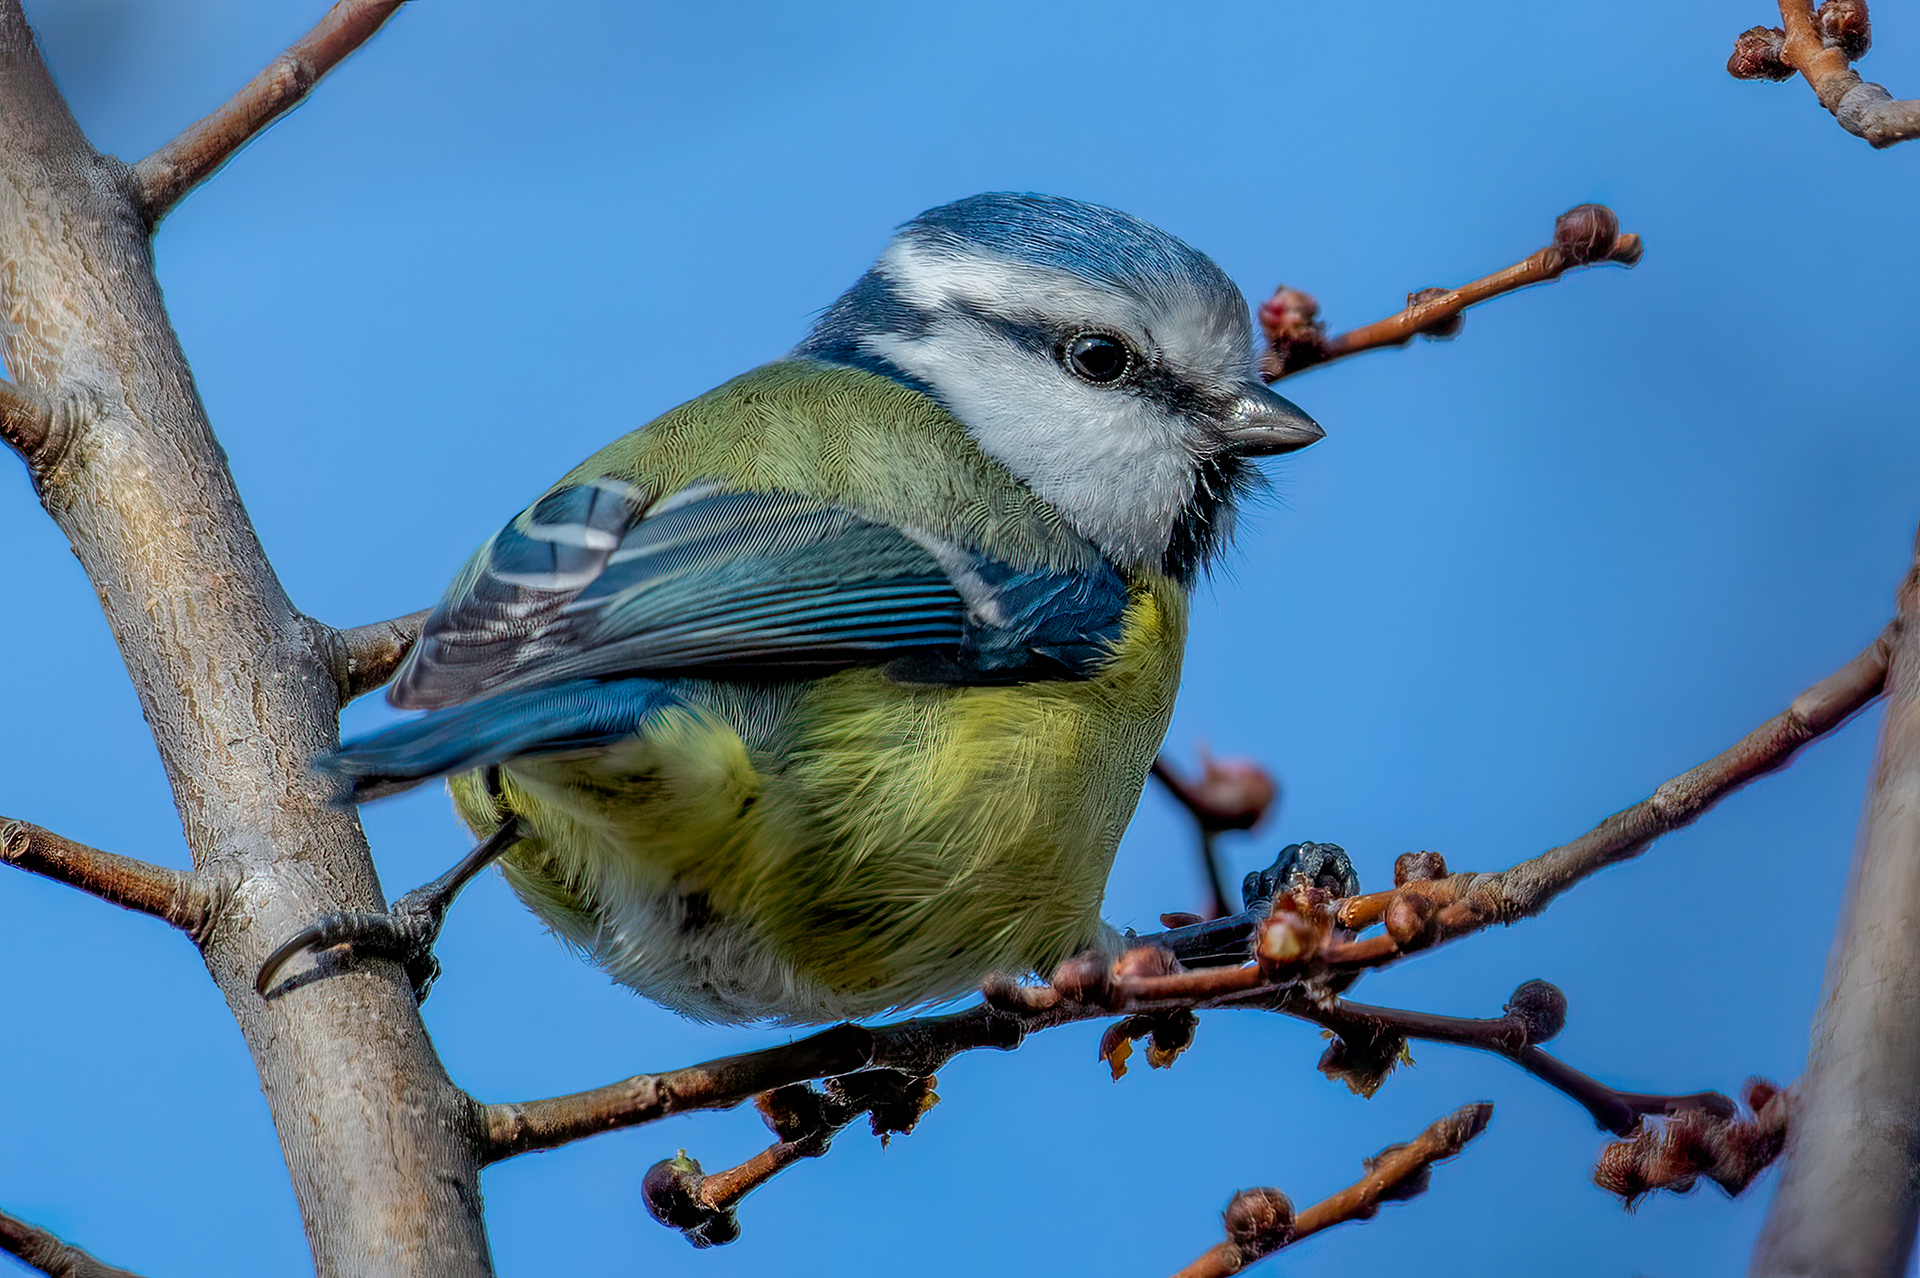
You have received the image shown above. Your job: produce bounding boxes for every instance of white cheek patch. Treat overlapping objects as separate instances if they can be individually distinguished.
[864,317,1198,569]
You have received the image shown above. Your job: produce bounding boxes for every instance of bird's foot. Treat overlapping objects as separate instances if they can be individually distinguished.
[1144,841,1360,969]
[255,819,521,1002]
[1241,840,1359,911]
[255,884,450,1002]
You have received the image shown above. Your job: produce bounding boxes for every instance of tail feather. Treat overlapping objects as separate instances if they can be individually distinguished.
[322,678,674,803]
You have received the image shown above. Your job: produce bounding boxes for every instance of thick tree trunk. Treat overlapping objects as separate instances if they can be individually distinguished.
[0,6,490,1274]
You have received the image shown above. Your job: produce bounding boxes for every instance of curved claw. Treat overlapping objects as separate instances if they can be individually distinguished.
[255,910,417,998]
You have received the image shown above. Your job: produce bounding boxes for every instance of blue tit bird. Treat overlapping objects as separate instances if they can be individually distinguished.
[261,192,1326,1024]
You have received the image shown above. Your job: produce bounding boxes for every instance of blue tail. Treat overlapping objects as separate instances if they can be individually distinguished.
[323,678,675,802]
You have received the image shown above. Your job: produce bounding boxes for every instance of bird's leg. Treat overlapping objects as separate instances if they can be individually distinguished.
[255,818,523,1001]
[1140,841,1359,969]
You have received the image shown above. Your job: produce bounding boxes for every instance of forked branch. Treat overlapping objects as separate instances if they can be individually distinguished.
[131,0,409,224]
[1729,0,1920,148]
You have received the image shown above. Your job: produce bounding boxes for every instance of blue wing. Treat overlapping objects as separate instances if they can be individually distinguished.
[329,478,1130,797]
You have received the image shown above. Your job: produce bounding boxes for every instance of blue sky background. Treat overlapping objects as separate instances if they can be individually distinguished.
[3,1,1918,1274]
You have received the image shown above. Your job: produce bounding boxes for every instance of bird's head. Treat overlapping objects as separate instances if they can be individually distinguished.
[796,192,1322,582]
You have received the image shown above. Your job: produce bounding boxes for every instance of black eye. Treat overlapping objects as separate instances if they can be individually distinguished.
[1061,333,1133,385]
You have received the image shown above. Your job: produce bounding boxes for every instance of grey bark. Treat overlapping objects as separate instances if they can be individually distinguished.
[0,5,491,1275]
[1752,552,1920,1277]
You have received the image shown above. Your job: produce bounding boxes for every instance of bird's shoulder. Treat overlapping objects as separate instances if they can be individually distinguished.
[553,358,1098,574]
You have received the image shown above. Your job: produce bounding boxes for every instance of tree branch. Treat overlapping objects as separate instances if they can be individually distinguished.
[0,3,491,1271]
[1596,1078,1793,1208]
[1753,540,1920,1274]
[1317,623,1892,969]
[1260,204,1643,382]
[1729,0,1920,148]
[641,1073,937,1248]
[1290,983,1737,1135]
[0,818,224,943]
[479,1011,1023,1163]
[318,608,429,701]
[130,0,408,224]
[1169,1103,1493,1278]
[0,1207,146,1278]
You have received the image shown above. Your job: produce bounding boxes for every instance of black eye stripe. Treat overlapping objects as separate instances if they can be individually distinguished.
[1059,332,1134,385]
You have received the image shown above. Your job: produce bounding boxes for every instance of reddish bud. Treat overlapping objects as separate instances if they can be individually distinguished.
[643,1151,738,1245]
[1258,286,1321,343]
[1194,752,1278,832]
[1393,850,1448,885]
[1743,1077,1780,1114]
[1258,286,1331,379]
[1159,911,1204,929]
[1728,25,1794,80]
[1383,891,1437,948]
[1818,0,1870,60]
[1223,1187,1294,1257]
[1554,204,1627,267]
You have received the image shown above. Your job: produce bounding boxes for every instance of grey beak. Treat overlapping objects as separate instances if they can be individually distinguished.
[1219,384,1324,457]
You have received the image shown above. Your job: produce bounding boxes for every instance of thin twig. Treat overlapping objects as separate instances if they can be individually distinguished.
[0,819,224,944]
[130,0,409,224]
[1169,1103,1493,1278]
[1290,985,1736,1135]
[1261,204,1643,381]
[480,1011,1021,1163]
[320,608,429,701]
[1730,1,1920,148]
[1323,623,1892,969]
[0,1207,147,1278]
[642,1073,936,1248]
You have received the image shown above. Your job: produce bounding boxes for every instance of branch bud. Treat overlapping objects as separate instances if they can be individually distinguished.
[1223,1187,1294,1257]
[1728,26,1794,80]
[1504,979,1568,1045]
[1383,891,1437,948]
[1393,850,1448,885]
[1255,903,1325,973]
[1817,0,1871,60]
[1554,204,1640,268]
